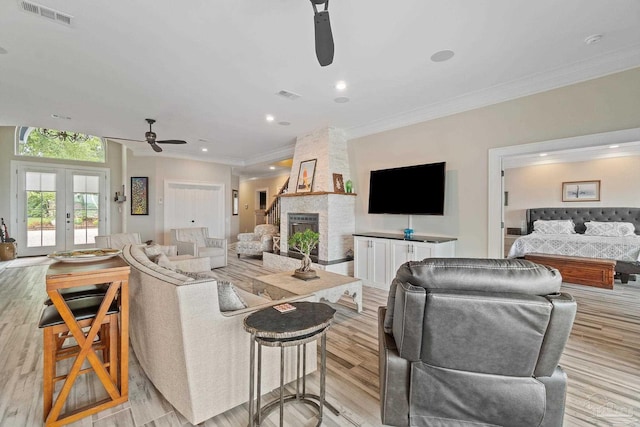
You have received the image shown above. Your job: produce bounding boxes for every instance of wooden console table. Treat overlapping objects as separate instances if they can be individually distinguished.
[524,253,615,289]
[44,257,130,425]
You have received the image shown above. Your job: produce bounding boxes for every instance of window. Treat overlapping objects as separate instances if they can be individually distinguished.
[16,126,106,163]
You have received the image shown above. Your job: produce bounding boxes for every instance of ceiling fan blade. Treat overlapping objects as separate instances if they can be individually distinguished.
[103,136,145,142]
[314,10,334,66]
[149,142,163,152]
[156,139,187,144]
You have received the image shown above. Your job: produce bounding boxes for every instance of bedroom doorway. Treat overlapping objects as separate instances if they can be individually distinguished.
[488,127,640,258]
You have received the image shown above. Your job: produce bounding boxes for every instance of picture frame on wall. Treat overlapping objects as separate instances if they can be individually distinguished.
[232,189,239,216]
[296,159,317,193]
[562,180,600,202]
[131,177,149,215]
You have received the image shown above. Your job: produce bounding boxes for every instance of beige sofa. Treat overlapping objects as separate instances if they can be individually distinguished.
[121,244,317,424]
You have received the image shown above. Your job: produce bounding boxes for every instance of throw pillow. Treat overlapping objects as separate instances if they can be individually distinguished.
[217,281,248,312]
[154,252,177,271]
[144,244,175,258]
[584,221,636,237]
[533,219,576,234]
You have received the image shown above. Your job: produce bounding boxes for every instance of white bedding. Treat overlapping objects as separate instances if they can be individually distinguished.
[507,233,640,262]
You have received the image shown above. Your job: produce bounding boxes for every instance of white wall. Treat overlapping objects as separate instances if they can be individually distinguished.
[348,67,640,257]
[504,155,640,230]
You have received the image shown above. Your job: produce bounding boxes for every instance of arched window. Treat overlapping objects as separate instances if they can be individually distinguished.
[15,126,106,163]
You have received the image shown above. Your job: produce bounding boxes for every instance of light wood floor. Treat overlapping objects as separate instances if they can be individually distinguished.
[0,253,639,426]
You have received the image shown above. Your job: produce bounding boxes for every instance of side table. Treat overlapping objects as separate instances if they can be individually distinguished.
[243,302,339,427]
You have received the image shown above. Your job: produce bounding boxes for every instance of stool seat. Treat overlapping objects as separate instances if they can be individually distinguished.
[39,296,119,328]
[43,284,110,305]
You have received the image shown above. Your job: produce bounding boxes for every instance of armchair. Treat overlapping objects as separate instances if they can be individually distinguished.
[170,227,227,269]
[379,258,576,427]
[236,224,279,258]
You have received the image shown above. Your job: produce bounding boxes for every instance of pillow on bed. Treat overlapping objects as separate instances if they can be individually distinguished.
[533,219,576,234]
[584,221,636,237]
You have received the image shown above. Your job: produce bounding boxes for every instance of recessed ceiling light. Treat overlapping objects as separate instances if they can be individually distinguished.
[539,153,548,157]
[201,148,208,152]
[584,34,603,45]
[278,121,291,126]
[335,81,347,91]
[269,166,276,170]
[430,50,455,62]
[334,97,350,103]
[51,114,71,120]
[266,114,275,122]
[0,46,8,55]
[608,145,619,149]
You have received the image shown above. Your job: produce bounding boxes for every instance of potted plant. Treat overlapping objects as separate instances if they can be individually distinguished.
[288,228,320,280]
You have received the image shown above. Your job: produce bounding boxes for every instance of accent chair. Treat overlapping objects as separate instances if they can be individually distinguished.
[236,224,279,258]
[379,258,576,427]
[170,227,227,269]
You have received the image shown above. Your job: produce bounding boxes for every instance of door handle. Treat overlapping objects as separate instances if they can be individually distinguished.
[191,220,195,223]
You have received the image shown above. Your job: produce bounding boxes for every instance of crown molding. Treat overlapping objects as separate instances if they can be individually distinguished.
[346,44,640,140]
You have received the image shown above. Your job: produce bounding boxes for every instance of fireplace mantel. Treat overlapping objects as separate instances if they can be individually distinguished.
[279,192,357,198]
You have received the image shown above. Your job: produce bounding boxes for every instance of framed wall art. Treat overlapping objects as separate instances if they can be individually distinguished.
[333,173,344,193]
[131,176,149,215]
[562,180,600,202]
[296,159,317,193]
[232,189,239,215]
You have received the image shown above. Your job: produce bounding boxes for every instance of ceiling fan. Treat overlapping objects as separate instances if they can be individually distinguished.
[310,0,334,66]
[105,119,187,152]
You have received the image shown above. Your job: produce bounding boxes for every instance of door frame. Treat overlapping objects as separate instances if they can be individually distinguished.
[487,127,640,257]
[10,160,111,255]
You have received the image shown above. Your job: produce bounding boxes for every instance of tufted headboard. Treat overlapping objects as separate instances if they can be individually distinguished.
[526,207,640,235]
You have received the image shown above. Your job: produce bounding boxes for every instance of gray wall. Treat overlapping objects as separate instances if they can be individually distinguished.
[348,67,640,257]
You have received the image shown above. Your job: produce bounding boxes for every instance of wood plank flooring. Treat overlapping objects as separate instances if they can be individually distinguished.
[0,253,639,426]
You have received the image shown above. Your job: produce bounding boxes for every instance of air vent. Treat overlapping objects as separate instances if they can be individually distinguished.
[18,0,73,26]
[276,90,301,101]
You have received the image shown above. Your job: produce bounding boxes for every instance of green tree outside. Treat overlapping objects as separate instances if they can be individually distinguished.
[18,128,105,162]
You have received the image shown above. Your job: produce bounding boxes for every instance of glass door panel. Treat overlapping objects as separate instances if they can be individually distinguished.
[25,171,58,250]
[72,174,100,246]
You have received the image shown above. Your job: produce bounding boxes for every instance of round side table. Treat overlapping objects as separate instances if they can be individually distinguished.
[243,301,339,427]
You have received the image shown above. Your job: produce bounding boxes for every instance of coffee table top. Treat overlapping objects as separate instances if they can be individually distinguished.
[254,269,360,296]
[244,302,336,340]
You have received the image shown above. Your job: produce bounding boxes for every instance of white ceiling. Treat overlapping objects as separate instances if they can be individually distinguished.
[1,1,639,176]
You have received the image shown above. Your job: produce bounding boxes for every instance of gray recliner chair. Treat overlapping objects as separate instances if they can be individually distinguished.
[379,258,577,427]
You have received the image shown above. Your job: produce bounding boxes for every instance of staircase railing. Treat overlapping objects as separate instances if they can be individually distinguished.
[265,177,289,226]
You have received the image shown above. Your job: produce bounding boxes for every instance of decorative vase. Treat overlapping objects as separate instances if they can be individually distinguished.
[293,269,317,280]
[0,242,17,261]
[345,180,353,193]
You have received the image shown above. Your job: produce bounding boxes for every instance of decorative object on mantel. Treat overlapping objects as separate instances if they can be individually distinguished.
[0,217,17,260]
[333,173,345,193]
[289,229,320,280]
[114,184,127,203]
[131,177,149,215]
[562,180,600,202]
[345,179,353,193]
[296,159,317,193]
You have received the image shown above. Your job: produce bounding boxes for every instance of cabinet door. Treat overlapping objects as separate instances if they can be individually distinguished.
[370,239,389,287]
[354,237,371,280]
[390,241,412,277]
[412,243,432,262]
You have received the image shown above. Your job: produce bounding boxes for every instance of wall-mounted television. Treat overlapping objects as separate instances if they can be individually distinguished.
[368,162,446,215]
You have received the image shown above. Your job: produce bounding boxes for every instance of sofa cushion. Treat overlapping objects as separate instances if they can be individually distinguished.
[145,244,177,258]
[217,281,248,312]
[154,252,177,271]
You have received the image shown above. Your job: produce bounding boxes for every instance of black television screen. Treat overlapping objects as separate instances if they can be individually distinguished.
[368,162,446,215]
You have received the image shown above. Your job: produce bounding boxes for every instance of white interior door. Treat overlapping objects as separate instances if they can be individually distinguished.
[14,162,109,256]
[164,180,225,242]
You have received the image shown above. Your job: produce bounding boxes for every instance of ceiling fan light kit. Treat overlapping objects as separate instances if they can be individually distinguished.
[310,0,334,66]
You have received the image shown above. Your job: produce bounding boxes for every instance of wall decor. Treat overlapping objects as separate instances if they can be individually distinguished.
[131,177,149,215]
[232,189,239,215]
[296,159,317,193]
[333,173,344,193]
[562,180,600,202]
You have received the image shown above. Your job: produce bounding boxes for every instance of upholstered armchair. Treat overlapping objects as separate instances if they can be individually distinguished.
[379,258,576,427]
[236,224,279,258]
[170,227,227,269]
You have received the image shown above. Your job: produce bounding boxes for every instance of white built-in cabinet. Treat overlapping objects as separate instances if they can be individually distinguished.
[354,234,456,289]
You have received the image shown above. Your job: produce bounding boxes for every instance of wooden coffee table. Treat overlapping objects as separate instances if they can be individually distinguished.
[252,270,363,313]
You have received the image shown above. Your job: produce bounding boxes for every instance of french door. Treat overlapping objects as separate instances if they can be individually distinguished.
[13,162,109,256]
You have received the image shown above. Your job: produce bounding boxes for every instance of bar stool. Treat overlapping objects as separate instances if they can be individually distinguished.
[38,295,120,426]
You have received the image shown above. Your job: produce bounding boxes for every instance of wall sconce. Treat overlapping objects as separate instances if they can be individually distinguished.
[114,184,127,203]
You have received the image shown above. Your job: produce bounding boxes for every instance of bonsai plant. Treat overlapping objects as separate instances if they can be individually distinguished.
[288,228,320,279]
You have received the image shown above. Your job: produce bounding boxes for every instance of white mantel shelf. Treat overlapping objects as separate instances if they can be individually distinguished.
[279,192,357,198]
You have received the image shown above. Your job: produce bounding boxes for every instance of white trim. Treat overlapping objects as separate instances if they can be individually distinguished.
[487,127,640,257]
[348,45,640,140]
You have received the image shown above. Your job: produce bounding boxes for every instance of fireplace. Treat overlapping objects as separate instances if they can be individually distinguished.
[288,213,319,259]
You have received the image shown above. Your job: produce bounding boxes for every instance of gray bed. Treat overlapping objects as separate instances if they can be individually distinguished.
[524,207,640,283]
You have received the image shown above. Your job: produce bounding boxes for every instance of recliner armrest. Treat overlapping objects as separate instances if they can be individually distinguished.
[175,240,197,256]
[535,292,577,377]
